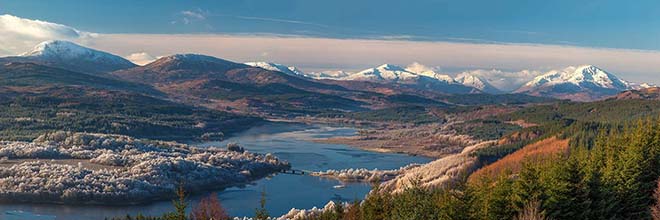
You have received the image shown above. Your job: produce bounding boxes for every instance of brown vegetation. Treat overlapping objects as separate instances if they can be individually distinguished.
[190,193,230,220]
[470,137,569,180]
[320,123,477,158]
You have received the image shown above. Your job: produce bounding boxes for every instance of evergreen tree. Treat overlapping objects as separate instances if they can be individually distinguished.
[543,154,590,219]
[512,161,545,212]
[255,188,269,220]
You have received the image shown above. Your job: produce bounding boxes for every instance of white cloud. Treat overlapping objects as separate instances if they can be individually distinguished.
[181,11,205,20]
[180,10,206,25]
[125,52,156,65]
[0,14,97,56]
[405,62,442,74]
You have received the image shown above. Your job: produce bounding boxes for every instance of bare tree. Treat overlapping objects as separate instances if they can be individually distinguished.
[652,179,660,220]
[191,193,230,220]
[515,200,547,220]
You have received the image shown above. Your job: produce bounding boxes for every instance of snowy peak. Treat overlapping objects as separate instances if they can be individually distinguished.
[245,62,305,76]
[454,73,500,94]
[521,65,630,90]
[342,63,477,94]
[516,65,633,101]
[304,70,351,79]
[20,40,136,73]
[346,64,419,82]
[405,62,455,83]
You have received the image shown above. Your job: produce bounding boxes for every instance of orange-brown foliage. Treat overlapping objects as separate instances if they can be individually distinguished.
[470,137,569,180]
[190,193,230,220]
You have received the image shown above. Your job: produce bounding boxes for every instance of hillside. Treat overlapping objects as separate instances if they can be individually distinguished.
[2,40,136,74]
[0,86,260,141]
[0,60,259,141]
[470,136,569,179]
[0,62,160,95]
[612,87,660,100]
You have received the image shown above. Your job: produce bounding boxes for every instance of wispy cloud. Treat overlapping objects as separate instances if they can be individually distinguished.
[181,10,205,20]
[224,14,329,28]
[494,29,540,35]
[177,9,207,25]
[0,14,97,56]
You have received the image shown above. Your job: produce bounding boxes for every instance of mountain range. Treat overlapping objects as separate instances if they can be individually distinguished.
[0,40,656,103]
[238,60,654,101]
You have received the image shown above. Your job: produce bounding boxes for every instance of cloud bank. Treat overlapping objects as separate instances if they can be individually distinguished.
[0,14,96,56]
[88,34,660,85]
[457,69,542,91]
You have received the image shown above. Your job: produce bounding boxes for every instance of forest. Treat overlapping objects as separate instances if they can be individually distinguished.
[108,117,660,219]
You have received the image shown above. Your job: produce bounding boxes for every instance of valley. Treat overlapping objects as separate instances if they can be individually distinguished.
[0,40,658,220]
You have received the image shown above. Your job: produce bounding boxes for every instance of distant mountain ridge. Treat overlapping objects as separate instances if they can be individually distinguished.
[515,65,634,101]
[2,41,654,102]
[245,62,305,77]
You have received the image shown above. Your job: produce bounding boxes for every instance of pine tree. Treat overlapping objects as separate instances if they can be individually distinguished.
[360,183,391,220]
[255,188,269,220]
[543,154,590,219]
[512,161,545,212]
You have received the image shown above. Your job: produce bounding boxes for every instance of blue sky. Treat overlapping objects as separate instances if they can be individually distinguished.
[0,0,659,88]
[2,0,660,50]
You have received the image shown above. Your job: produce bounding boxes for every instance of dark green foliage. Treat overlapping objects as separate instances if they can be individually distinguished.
[452,119,521,140]
[501,99,660,124]
[333,118,660,220]
[443,93,555,106]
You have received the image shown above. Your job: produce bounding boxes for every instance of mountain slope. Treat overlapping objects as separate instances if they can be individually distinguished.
[0,62,257,141]
[6,40,137,74]
[113,54,368,115]
[515,65,632,101]
[405,62,455,83]
[344,64,477,94]
[245,62,305,77]
[612,87,660,100]
[455,73,502,94]
[0,62,160,95]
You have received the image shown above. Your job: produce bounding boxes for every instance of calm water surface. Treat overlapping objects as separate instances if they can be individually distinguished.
[0,122,432,220]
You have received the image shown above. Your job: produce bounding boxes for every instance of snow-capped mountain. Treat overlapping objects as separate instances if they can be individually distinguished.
[304,70,351,79]
[245,62,305,77]
[343,64,477,94]
[515,65,633,101]
[454,73,501,94]
[405,62,455,83]
[345,64,421,83]
[18,40,136,73]
[629,82,657,90]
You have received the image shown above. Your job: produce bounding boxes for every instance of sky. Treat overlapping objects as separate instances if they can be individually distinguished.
[0,0,659,90]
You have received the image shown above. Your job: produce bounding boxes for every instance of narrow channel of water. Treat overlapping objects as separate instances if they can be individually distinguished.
[0,122,432,220]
